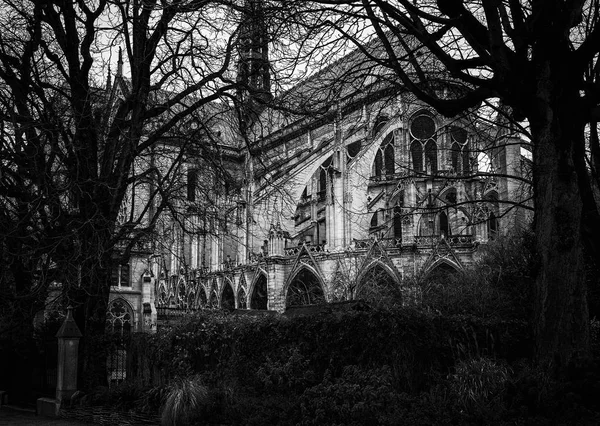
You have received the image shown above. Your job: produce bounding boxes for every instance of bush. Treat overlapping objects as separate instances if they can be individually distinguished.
[299,365,403,426]
[419,232,534,321]
[448,357,511,418]
[161,375,208,426]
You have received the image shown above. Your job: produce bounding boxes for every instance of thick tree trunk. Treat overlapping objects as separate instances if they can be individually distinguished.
[68,220,114,391]
[530,85,590,373]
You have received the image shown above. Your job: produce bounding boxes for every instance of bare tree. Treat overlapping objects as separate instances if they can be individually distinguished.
[0,0,249,388]
[271,0,600,372]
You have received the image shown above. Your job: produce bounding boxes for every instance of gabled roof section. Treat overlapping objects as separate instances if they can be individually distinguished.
[421,238,464,274]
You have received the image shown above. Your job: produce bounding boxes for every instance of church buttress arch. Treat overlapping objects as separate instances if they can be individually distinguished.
[355,262,402,306]
[285,266,326,308]
[221,279,235,310]
[250,274,268,310]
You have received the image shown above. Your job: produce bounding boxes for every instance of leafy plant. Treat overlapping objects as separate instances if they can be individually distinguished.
[299,365,402,426]
[448,357,511,419]
[161,375,208,426]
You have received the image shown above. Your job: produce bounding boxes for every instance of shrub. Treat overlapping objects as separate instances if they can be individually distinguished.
[419,232,534,321]
[255,345,315,393]
[161,375,208,426]
[299,365,403,426]
[448,357,511,420]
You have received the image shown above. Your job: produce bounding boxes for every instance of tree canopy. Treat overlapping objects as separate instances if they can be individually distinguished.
[286,0,600,372]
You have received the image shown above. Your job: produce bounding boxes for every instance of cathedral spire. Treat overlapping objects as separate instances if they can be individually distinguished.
[237,0,272,128]
[117,47,123,77]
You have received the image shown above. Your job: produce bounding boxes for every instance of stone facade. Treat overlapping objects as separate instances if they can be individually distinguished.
[103,22,531,329]
[109,89,531,331]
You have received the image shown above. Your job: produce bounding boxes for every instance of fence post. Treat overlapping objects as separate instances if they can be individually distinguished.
[37,305,82,417]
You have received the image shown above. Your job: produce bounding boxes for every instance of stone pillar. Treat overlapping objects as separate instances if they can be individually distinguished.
[37,306,82,417]
[55,306,82,403]
[267,262,287,312]
[141,270,157,332]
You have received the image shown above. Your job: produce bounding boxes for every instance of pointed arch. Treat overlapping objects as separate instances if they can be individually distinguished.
[157,280,168,306]
[373,149,383,177]
[285,266,326,307]
[195,283,208,308]
[424,139,438,173]
[209,278,219,308]
[250,274,268,310]
[441,186,457,205]
[488,211,499,240]
[221,280,235,311]
[370,210,379,229]
[410,141,423,173]
[237,274,248,309]
[451,142,461,172]
[106,298,133,385]
[187,280,197,309]
[318,167,327,193]
[237,286,248,309]
[107,298,134,335]
[355,262,401,306]
[176,276,187,309]
[439,211,450,238]
[425,259,460,284]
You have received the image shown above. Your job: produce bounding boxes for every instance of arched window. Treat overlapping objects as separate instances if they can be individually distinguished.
[370,211,379,229]
[373,133,394,177]
[318,168,327,193]
[411,141,423,173]
[384,143,395,174]
[317,156,332,201]
[251,275,268,310]
[488,212,499,240]
[451,142,461,172]
[107,299,133,335]
[439,211,450,238]
[410,114,436,174]
[374,150,383,176]
[449,126,469,175]
[425,140,438,174]
[286,268,326,307]
[106,299,133,385]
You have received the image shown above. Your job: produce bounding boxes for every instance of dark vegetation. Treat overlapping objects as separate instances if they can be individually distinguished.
[57,233,600,424]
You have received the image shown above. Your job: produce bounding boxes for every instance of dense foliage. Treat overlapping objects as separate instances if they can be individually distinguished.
[68,235,600,424]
